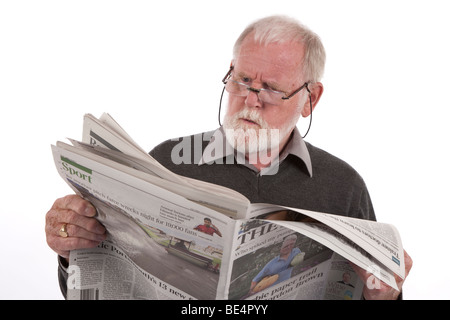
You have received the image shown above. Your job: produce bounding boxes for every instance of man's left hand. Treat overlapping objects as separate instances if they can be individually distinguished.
[351,250,413,300]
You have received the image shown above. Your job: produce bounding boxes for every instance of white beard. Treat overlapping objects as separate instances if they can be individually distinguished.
[222,108,299,155]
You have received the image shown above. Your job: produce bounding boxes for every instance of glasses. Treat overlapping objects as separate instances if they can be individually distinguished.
[222,66,310,105]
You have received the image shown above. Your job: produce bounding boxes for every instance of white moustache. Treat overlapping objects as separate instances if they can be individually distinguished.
[229,109,269,129]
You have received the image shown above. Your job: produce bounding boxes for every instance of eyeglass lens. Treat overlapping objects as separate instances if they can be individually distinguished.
[225,80,283,104]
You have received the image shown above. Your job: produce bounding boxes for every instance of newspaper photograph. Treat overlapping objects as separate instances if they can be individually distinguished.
[226,218,364,300]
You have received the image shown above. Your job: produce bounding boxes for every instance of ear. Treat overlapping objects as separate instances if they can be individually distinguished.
[301,82,324,117]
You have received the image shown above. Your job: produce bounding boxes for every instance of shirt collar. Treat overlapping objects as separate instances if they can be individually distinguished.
[199,127,313,177]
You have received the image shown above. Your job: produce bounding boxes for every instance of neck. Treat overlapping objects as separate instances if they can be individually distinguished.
[245,150,278,171]
[245,131,292,171]
[280,253,290,260]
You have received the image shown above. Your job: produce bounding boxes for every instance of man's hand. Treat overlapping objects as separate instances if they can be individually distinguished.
[45,195,107,262]
[352,250,413,300]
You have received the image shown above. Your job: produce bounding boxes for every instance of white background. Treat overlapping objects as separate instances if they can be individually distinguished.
[1,0,449,300]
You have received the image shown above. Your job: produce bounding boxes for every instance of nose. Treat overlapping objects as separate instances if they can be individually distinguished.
[245,87,263,109]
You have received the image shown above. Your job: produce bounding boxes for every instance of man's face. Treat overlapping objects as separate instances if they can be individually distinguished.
[343,273,351,283]
[223,35,308,154]
[280,238,296,256]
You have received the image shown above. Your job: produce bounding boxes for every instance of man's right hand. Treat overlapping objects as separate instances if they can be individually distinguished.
[45,195,107,262]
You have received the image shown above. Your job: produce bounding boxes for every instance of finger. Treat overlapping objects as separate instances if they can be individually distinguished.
[390,250,413,285]
[56,209,106,235]
[403,249,413,276]
[53,194,97,217]
[59,223,107,242]
[46,207,106,238]
[46,195,96,232]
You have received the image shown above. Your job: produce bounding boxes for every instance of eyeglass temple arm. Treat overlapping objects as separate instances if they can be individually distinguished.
[222,65,234,84]
[219,65,234,127]
[282,82,311,100]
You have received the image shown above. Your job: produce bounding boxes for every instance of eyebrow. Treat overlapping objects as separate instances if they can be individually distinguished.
[235,70,285,93]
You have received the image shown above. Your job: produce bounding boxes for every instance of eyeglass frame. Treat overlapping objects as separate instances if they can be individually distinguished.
[221,66,311,101]
[218,65,314,138]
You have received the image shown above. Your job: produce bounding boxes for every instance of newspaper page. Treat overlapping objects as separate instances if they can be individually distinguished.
[225,219,365,300]
[306,210,405,278]
[67,241,178,300]
[65,140,249,217]
[52,143,236,299]
[242,204,404,289]
[82,113,186,185]
[81,114,250,218]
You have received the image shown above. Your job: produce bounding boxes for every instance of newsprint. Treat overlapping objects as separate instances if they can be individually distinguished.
[51,113,406,300]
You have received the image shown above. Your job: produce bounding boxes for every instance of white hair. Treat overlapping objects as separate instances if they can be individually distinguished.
[283,234,298,243]
[233,15,326,83]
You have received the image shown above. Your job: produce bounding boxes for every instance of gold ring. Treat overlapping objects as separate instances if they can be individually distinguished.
[59,223,69,238]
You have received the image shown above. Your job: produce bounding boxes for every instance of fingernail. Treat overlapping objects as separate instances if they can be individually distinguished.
[84,204,96,217]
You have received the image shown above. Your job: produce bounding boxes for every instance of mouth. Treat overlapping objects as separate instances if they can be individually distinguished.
[240,118,260,127]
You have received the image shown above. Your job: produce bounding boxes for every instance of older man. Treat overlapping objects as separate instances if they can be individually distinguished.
[46,15,412,299]
[249,234,301,295]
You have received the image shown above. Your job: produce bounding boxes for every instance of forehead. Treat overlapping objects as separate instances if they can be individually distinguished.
[233,37,305,84]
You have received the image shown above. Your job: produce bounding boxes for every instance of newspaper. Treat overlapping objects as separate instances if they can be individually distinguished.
[52,113,405,300]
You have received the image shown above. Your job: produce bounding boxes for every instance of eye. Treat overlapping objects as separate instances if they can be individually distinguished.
[263,82,283,93]
[240,77,251,84]
[264,86,281,94]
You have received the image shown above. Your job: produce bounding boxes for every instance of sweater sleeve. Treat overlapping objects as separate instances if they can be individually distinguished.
[57,255,68,299]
